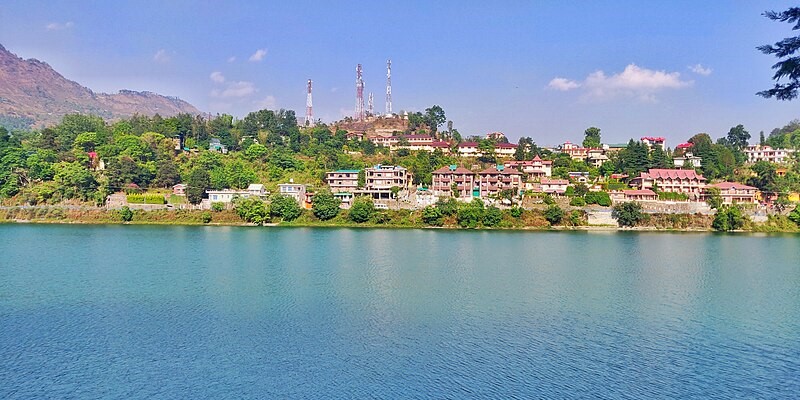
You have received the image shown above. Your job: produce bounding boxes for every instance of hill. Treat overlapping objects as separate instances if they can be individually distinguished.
[0,44,199,129]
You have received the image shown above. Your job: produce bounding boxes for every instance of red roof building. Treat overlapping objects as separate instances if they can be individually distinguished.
[478,165,522,198]
[631,168,706,198]
[706,182,758,204]
[431,165,475,198]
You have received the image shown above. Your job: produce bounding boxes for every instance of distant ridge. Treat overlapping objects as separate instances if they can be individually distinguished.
[0,43,200,129]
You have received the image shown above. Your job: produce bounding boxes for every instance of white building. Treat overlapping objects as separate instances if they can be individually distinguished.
[744,145,795,164]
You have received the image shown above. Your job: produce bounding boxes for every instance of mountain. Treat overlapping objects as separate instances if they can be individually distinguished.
[0,44,200,129]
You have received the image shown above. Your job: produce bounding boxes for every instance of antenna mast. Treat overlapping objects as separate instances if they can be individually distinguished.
[355,64,365,121]
[385,59,392,115]
[305,79,313,126]
[368,92,374,116]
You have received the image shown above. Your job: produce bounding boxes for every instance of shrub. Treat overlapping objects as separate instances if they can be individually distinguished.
[211,202,225,212]
[585,191,611,206]
[712,205,747,231]
[201,211,212,224]
[569,210,584,226]
[422,206,444,226]
[612,202,644,227]
[569,197,586,207]
[270,194,302,221]
[789,206,800,226]
[312,191,341,221]
[436,197,459,216]
[510,206,523,218]
[234,197,268,224]
[349,196,375,223]
[544,205,564,225]
[119,206,133,222]
[543,194,555,205]
[483,206,503,227]
[457,199,484,228]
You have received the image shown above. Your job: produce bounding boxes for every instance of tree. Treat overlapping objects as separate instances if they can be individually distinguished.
[348,196,374,223]
[712,205,746,231]
[234,197,268,224]
[422,205,444,226]
[612,202,644,227]
[270,194,302,221]
[789,206,800,226]
[705,187,723,210]
[569,196,586,207]
[483,206,503,227]
[186,168,210,205]
[119,206,133,222]
[583,127,601,148]
[312,191,340,220]
[153,158,180,188]
[424,105,446,134]
[457,199,485,228]
[544,205,564,225]
[757,7,800,100]
[760,131,766,145]
[725,124,751,150]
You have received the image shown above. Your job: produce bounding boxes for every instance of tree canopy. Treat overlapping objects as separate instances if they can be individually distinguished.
[757,7,800,100]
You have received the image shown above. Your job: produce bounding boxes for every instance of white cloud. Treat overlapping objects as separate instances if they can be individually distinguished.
[249,49,267,62]
[209,71,226,83]
[153,49,171,63]
[689,63,712,76]
[550,64,692,101]
[227,56,236,63]
[211,81,256,98]
[45,21,74,31]
[254,95,277,109]
[547,78,580,91]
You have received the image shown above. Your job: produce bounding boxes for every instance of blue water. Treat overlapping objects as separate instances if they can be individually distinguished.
[1,225,799,398]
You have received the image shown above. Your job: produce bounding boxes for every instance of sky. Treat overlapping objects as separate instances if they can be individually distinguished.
[1,1,799,146]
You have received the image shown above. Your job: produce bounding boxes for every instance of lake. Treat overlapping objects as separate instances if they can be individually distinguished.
[1,225,799,398]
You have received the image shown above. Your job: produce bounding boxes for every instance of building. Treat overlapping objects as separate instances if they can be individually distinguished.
[673,152,702,168]
[744,145,796,164]
[539,178,569,195]
[568,171,591,183]
[431,141,451,153]
[641,136,666,150]
[485,131,506,141]
[209,138,228,154]
[477,165,522,198]
[587,149,609,167]
[326,170,360,193]
[278,182,307,205]
[610,189,658,202]
[503,156,552,178]
[431,165,475,198]
[457,142,480,156]
[246,184,266,197]
[561,141,589,160]
[205,189,248,203]
[494,143,518,157]
[630,168,706,198]
[366,165,411,190]
[172,184,186,196]
[706,182,758,204]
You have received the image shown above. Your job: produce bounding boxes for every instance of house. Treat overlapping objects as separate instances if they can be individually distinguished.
[477,165,522,198]
[641,136,666,150]
[431,141,451,153]
[539,178,569,195]
[494,143,518,157]
[485,131,507,141]
[610,189,658,202]
[172,184,187,196]
[706,182,758,204]
[278,182,307,205]
[246,184,266,197]
[587,149,609,167]
[431,165,475,198]
[568,171,591,183]
[205,189,248,203]
[326,169,360,193]
[744,145,796,164]
[457,141,480,156]
[209,138,228,154]
[630,168,706,198]
[366,165,411,190]
[561,141,589,160]
[674,152,702,168]
[503,155,552,178]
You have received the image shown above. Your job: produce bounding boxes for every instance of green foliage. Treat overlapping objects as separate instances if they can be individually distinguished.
[422,205,444,226]
[757,7,800,100]
[457,199,485,228]
[585,191,612,206]
[119,206,133,222]
[126,193,166,204]
[612,202,644,227]
[435,197,459,216]
[544,205,564,225]
[788,206,800,226]
[543,194,555,205]
[569,196,586,207]
[234,197,268,224]
[201,211,212,224]
[211,202,225,212]
[712,205,747,231]
[312,191,340,220]
[657,191,689,201]
[510,206,523,218]
[348,196,375,223]
[483,206,503,227]
[582,126,601,148]
[569,210,584,226]
[705,187,723,209]
[187,168,210,205]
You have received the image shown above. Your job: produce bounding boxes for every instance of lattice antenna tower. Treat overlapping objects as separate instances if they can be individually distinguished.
[385,59,392,115]
[305,79,313,126]
[355,64,365,121]
[368,92,374,116]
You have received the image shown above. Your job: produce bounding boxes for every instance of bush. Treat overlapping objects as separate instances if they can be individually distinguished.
[119,206,133,222]
[422,206,444,226]
[510,206,523,218]
[270,194,302,221]
[569,197,586,207]
[312,191,341,221]
[543,194,555,205]
[612,202,644,227]
[544,205,564,225]
[201,211,212,224]
[585,191,611,206]
[569,210,584,226]
[211,202,225,212]
[483,206,503,227]
[457,199,484,228]
[349,196,375,223]
[234,197,268,224]
[789,206,800,226]
[712,205,747,231]
[126,193,166,204]
[436,197,459,216]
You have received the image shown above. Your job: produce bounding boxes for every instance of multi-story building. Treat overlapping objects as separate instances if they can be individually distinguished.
[278,182,307,205]
[673,152,702,168]
[539,178,569,195]
[744,145,796,164]
[705,182,758,204]
[477,165,522,198]
[457,141,480,156]
[587,149,609,167]
[630,168,706,198]
[431,165,475,198]
[365,165,411,190]
[494,143,518,157]
[504,156,552,178]
[561,141,589,160]
[326,170,360,193]
[641,136,666,150]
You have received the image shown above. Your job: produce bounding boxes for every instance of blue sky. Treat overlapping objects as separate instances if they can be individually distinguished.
[1,1,799,145]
